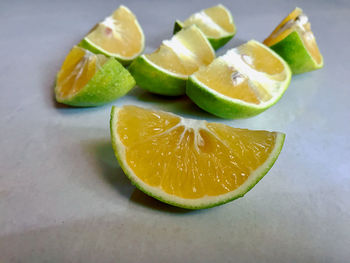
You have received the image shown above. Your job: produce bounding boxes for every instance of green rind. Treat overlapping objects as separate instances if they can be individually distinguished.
[173,20,183,35]
[55,58,135,107]
[110,106,286,210]
[208,34,234,50]
[173,20,235,50]
[186,71,291,119]
[128,55,187,96]
[269,31,323,74]
[78,38,138,66]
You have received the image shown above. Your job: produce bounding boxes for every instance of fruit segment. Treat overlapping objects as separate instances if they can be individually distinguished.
[187,40,291,118]
[128,26,215,96]
[174,4,236,50]
[80,5,145,64]
[263,7,323,74]
[111,105,285,208]
[146,26,215,77]
[56,46,107,99]
[55,46,135,107]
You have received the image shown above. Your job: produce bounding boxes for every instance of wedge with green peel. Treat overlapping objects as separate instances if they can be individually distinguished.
[186,40,291,118]
[263,7,323,74]
[129,26,215,96]
[79,5,145,65]
[110,105,285,209]
[55,46,135,107]
[174,4,236,50]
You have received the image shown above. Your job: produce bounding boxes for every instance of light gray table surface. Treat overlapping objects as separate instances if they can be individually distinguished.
[1,0,349,262]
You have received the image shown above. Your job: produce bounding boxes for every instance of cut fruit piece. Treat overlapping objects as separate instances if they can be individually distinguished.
[174,4,236,50]
[186,40,292,118]
[263,7,323,74]
[55,46,135,107]
[110,105,285,209]
[79,5,145,65]
[128,26,215,96]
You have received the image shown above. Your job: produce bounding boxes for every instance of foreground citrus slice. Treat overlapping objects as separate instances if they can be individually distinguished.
[79,5,145,65]
[110,105,285,209]
[128,26,215,96]
[263,7,323,74]
[186,40,291,118]
[174,4,236,50]
[55,46,135,107]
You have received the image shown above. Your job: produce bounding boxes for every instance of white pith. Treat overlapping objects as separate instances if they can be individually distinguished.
[111,106,285,208]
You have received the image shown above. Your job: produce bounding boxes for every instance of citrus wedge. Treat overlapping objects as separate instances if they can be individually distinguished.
[263,7,323,74]
[186,40,291,118]
[173,4,236,50]
[79,5,145,65]
[128,26,215,96]
[110,105,285,209]
[55,46,135,107]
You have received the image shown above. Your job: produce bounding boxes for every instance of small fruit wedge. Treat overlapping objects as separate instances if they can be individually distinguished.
[128,26,215,96]
[263,7,323,74]
[187,40,291,118]
[55,46,135,107]
[79,5,145,65]
[110,105,285,209]
[174,4,236,50]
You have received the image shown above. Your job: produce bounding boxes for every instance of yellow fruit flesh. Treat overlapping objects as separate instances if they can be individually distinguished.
[182,5,235,38]
[194,60,261,104]
[263,8,322,65]
[146,45,197,76]
[301,26,322,64]
[86,6,143,57]
[264,7,302,45]
[204,5,235,34]
[237,42,285,76]
[117,106,277,199]
[194,41,287,104]
[56,47,106,99]
[146,27,215,76]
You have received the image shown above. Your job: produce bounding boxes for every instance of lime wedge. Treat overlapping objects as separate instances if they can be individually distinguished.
[55,46,135,107]
[187,40,292,118]
[79,5,145,65]
[129,26,215,96]
[174,4,236,50]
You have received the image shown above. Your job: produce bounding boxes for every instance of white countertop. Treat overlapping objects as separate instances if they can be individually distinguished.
[1,0,349,262]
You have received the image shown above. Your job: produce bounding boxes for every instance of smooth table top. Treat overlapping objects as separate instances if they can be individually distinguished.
[1,0,349,262]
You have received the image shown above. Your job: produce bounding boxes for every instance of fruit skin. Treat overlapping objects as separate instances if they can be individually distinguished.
[173,20,235,50]
[78,38,139,66]
[268,31,324,74]
[186,71,291,119]
[110,106,286,210]
[173,21,183,35]
[128,55,187,96]
[55,58,135,107]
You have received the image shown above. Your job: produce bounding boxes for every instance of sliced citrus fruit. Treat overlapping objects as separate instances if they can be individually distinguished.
[186,40,291,118]
[110,105,285,209]
[173,4,236,50]
[79,5,145,65]
[128,26,215,96]
[263,7,323,74]
[55,46,135,107]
